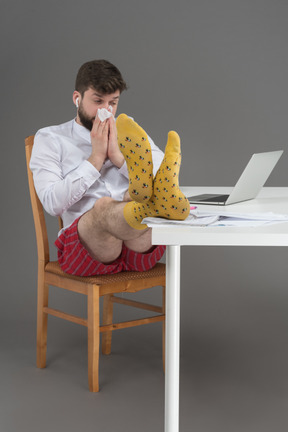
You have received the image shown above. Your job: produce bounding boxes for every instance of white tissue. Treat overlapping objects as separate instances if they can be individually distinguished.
[97,106,114,122]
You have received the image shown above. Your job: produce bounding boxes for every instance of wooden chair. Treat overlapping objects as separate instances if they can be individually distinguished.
[25,135,166,392]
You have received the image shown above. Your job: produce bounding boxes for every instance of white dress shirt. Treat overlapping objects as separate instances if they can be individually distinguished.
[30,118,164,233]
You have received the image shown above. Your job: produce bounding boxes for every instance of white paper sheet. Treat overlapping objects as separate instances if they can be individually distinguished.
[142,210,288,228]
[143,213,219,227]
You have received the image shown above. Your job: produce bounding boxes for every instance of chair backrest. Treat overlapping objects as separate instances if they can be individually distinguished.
[25,135,51,265]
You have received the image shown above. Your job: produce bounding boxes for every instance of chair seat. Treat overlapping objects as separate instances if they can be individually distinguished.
[45,261,166,285]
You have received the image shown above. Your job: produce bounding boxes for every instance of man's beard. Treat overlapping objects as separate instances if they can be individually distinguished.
[78,104,94,131]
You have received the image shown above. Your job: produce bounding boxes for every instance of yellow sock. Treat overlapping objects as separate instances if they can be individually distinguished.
[123,130,190,230]
[116,114,153,202]
[123,201,152,230]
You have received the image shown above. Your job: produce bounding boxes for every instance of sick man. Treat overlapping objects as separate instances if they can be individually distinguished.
[30,59,189,276]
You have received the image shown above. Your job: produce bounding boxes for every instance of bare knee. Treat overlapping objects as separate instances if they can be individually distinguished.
[93,196,114,213]
[90,196,114,223]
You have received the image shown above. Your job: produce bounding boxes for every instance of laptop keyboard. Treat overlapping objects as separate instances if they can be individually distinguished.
[188,194,229,203]
[204,194,229,202]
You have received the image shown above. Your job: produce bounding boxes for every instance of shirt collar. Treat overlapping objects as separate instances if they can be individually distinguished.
[72,118,91,142]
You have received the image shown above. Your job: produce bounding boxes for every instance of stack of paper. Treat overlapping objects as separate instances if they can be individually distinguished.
[142,213,219,227]
[142,210,288,228]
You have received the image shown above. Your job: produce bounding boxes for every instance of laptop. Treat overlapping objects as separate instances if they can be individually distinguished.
[187,150,283,205]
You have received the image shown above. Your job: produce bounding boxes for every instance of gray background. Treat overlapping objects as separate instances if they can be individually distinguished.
[2,0,288,431]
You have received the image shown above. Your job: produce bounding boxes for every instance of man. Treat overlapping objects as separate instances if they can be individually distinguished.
[30,59,189,276]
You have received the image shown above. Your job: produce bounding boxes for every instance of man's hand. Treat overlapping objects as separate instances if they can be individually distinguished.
[107,117,125,168]
[88,116,109,171]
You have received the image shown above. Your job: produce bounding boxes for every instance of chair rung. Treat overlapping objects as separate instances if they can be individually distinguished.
[43,307,87,327]
[43,305,165,333]
[111,296,163,313]
[100,314,165,333]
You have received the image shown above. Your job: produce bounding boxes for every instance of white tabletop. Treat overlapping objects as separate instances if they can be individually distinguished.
[151,187,288,247]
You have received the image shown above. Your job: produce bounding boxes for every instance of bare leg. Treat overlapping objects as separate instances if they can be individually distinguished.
[78,197,153,263]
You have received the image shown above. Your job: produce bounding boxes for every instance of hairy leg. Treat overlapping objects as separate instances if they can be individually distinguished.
[78,197,153,263]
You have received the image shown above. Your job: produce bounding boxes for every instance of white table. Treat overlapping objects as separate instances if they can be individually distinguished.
[151,187,288,432]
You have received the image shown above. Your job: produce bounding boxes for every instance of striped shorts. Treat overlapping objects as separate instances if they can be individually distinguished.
[54,217,166,277]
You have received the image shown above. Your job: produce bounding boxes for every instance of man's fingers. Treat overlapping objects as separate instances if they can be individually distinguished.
[91,117,108,138]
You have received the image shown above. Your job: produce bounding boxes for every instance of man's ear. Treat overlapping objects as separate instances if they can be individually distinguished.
[72,91,81,107]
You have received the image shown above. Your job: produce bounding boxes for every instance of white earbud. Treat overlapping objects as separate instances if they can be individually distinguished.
[76,97,79,108]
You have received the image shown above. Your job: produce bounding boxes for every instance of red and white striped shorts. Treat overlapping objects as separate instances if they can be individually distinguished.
[55,217,166,277]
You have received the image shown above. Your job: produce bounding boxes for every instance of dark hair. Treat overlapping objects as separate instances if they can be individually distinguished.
[75,59,127,96]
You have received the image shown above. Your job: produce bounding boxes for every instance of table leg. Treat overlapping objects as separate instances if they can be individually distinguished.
[165,245,181,432]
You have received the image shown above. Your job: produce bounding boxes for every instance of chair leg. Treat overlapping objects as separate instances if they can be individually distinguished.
[102,294,114,355]
[87,284,100,392]
[162,286,166,372]
[36,269,49,369]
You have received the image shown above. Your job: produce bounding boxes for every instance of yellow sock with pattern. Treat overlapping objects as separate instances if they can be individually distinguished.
[116,113,153,202]
[123,130,190,230]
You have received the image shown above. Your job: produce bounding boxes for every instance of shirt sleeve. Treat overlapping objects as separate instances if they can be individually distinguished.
[118,160,129,179]
[30,131,100,217]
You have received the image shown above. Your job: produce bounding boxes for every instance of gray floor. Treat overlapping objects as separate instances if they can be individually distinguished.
[2,251,288,432]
